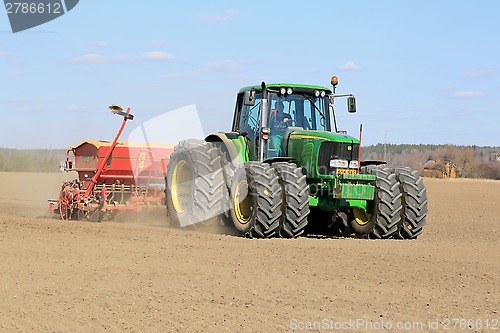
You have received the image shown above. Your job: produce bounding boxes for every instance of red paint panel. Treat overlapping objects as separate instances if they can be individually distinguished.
[73,142,173,186]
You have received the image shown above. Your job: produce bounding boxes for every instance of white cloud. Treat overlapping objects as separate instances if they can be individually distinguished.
[73,53,131,63]
[464,69,496,78]
[73,51,175,64]
[90,40,107,47]
[142,51,175,61]
[453,91,485,98]
[5,99,37,112]
[0,51,9,57]
[339,61,360,70]
[196,9,239,23]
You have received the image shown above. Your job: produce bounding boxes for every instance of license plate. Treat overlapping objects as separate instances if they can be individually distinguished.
[336,168,357,175]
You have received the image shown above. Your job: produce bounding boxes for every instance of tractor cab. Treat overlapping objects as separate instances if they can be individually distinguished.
[232,84,335,159]
[232,80,356,161]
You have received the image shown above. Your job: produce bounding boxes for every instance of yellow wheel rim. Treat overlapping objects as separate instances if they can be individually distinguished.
[352,207,371,226]
[171,160,191,213]
[233,179,252,224]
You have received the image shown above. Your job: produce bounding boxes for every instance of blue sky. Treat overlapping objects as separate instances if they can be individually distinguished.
[0,0,499,149]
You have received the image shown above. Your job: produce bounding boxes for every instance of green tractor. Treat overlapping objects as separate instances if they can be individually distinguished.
[165,77,428,239]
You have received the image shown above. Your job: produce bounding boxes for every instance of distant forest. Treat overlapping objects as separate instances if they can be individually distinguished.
[0,148,66,173]
[362,144,499,179]
[0,144,499,179]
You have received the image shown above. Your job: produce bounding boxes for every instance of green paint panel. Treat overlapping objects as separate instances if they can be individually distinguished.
[309,196,319,207]
[218,132,252,163]
[289,129,360,144]
[345,199,368,211]
[314,196,369,212]
[340,173,376,181]
[335,184,375,200]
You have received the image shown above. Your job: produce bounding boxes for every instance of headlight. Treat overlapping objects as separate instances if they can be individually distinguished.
[320,90,326,97]
[313,90,320,98]
[349,160,359,169]
[280,87,286,95]
[286,87,293,95]
[330,159,348,168]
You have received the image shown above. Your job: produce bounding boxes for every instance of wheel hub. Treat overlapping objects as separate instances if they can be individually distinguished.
[171,160,192,213]
[352,207,371,226]
[233,179,252,224]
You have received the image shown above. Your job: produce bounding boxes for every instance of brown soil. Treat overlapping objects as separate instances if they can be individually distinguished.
[0,173,498,332]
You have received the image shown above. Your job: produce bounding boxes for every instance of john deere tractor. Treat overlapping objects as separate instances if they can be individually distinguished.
[165,77,428,239]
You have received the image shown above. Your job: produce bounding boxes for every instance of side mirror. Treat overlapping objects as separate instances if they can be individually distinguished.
[347,96,356,113]
[244,90,256,106]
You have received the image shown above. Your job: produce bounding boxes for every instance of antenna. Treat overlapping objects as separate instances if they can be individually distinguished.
[384,134,387,162]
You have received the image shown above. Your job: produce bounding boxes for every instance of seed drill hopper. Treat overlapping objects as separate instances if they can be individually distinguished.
[49,105,173,221]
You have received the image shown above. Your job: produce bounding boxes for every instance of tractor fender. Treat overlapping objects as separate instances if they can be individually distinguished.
[205,133,246,167]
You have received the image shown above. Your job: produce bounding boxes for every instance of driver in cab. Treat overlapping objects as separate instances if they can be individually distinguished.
[269,100,292,155]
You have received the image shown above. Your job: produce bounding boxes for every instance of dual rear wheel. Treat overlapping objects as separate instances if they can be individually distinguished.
[229,162,282,238]
[229,161,310,238]
[166,143,309,238]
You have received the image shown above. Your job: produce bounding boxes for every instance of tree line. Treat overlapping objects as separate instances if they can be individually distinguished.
[0,148,66,173]
[0,144,498,179]
[361,144,499,180]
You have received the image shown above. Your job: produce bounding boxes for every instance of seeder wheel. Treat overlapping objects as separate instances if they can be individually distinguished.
[57,180,80,220]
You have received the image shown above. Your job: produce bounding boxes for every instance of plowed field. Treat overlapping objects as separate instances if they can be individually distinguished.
[0,173,498,332]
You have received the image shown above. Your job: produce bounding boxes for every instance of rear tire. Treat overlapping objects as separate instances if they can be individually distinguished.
[351,166,402,239]
[394,167,428,239]
[229,162,282,238]
[165,140,225,228]
[272,162,309,238]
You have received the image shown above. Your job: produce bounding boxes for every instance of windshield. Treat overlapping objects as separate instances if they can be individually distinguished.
[268,92,330,132]
[234,90,332,158]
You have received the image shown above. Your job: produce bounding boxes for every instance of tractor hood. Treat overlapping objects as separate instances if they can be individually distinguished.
[287,128,359,144]
[284,128,361,177]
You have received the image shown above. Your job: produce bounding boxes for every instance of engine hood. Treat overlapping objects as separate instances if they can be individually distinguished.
[287,129,359,144]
